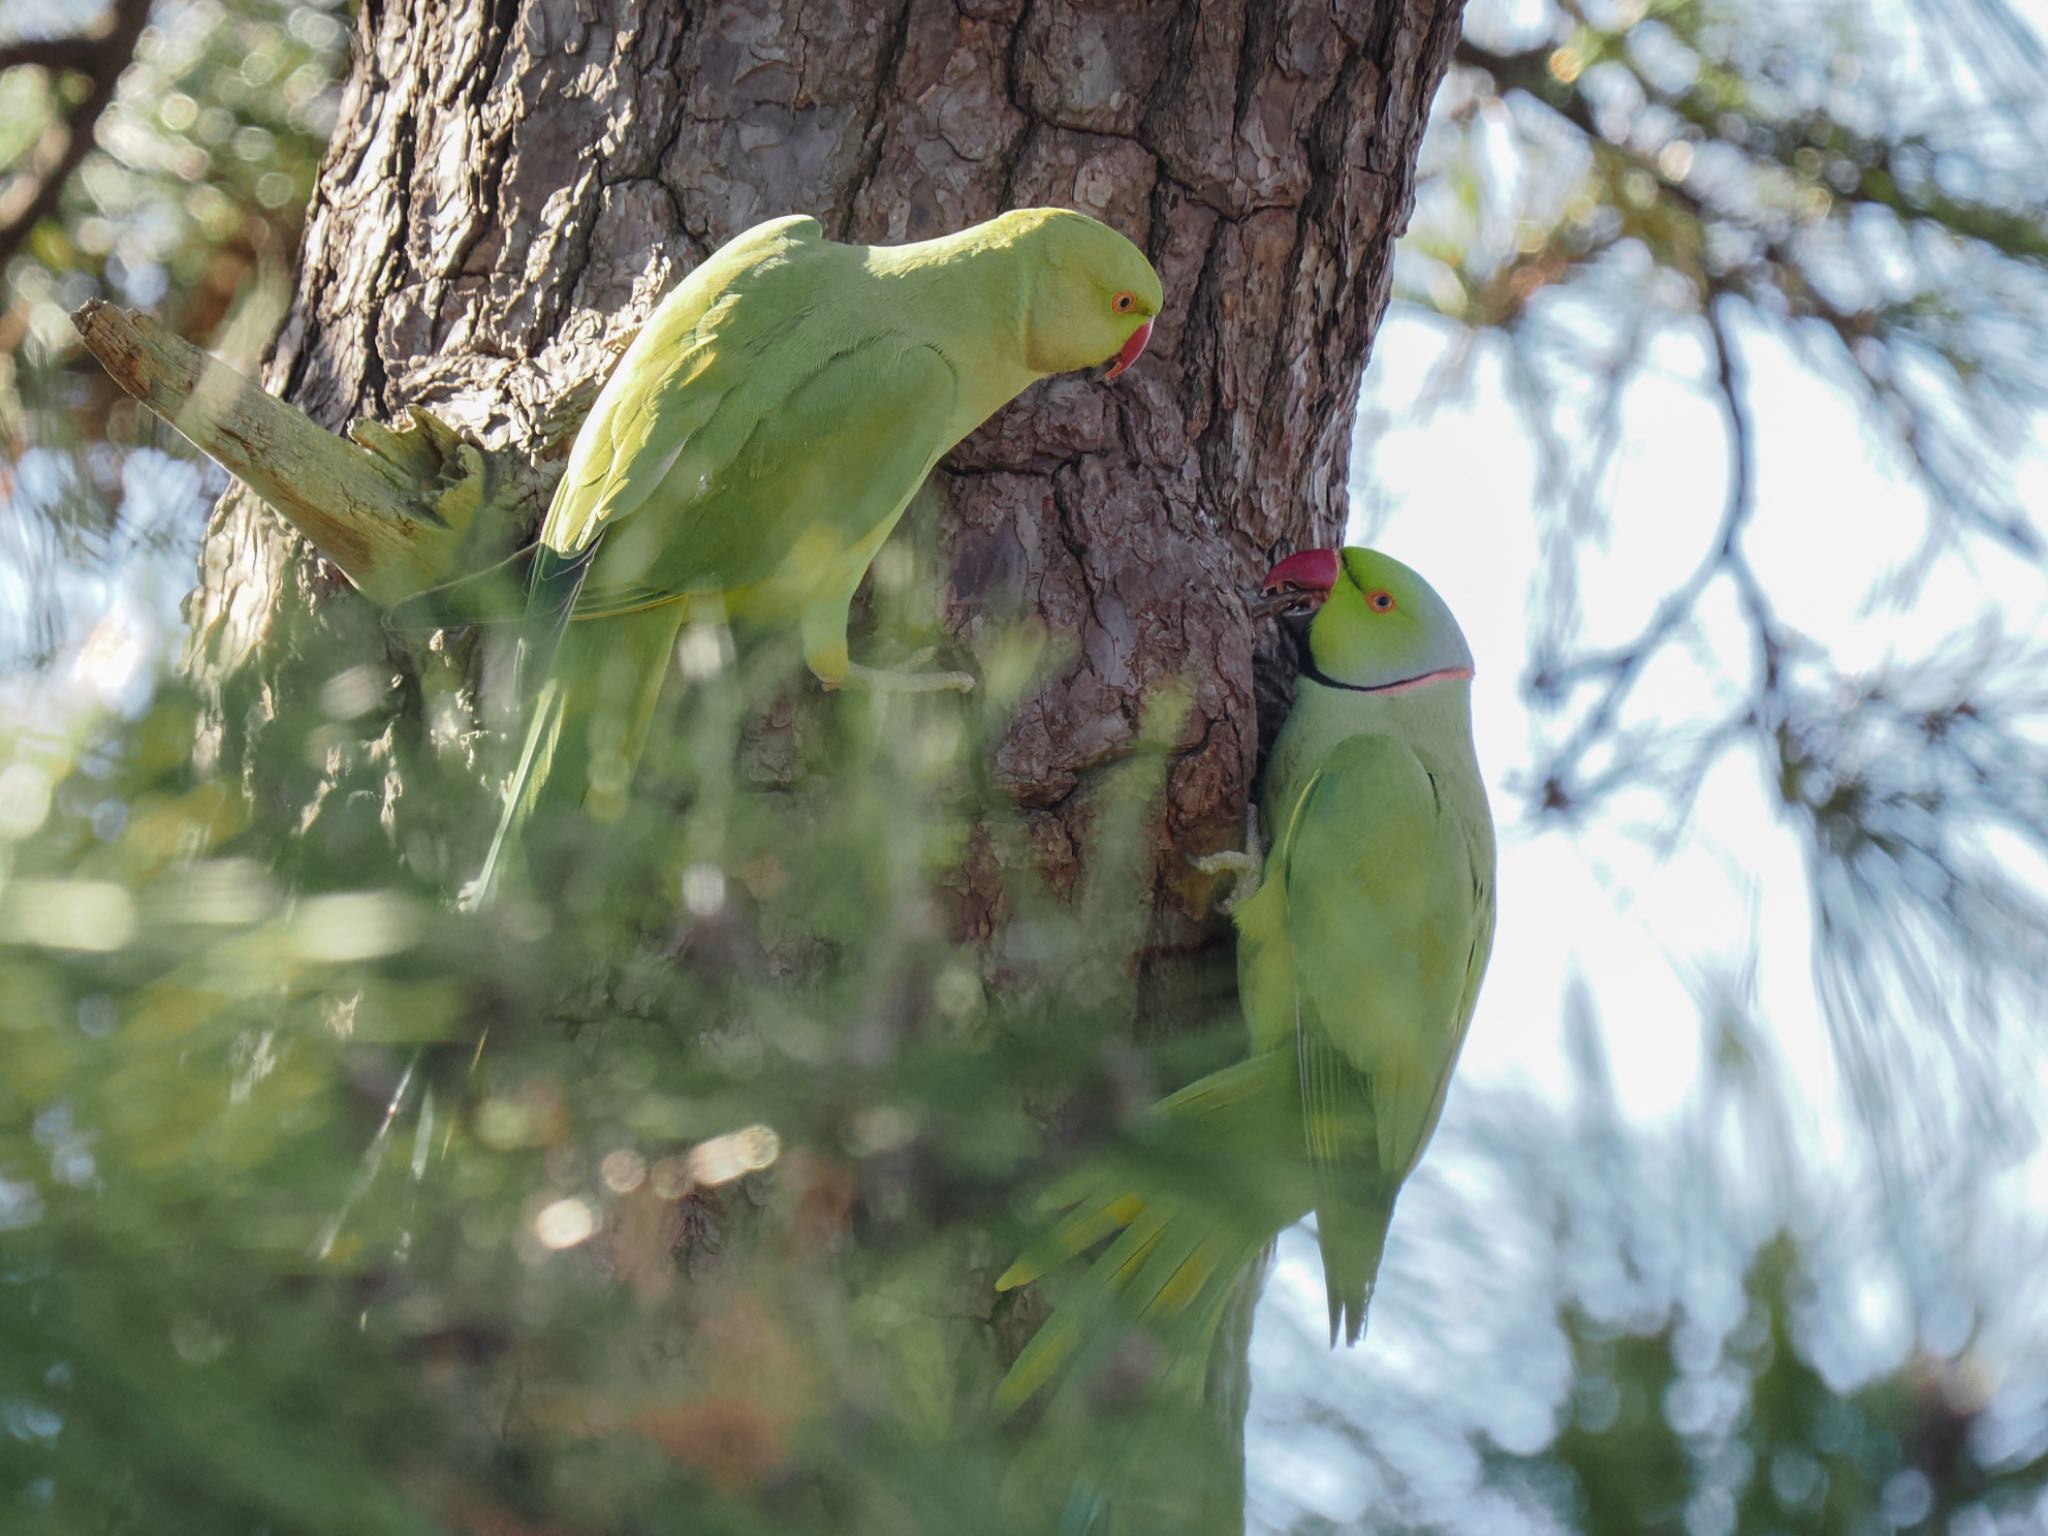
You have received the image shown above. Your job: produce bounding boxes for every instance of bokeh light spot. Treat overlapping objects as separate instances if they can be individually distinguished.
[534,1198,596,1250]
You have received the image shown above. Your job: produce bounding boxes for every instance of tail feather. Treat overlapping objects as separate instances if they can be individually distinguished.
[995,1053,1287,1294]
[524,545,596,665]
[1038,1267,1265,1536]
[997,1204,1176,1410]
[993,1051,1306,1411]
[997,1186,1143,1293]
[1292,1022,1398,1347]
[459,569,685,908]
[1314,1187,1395,1347]
[460,677,568,911]
[1148,1225,1230,1319]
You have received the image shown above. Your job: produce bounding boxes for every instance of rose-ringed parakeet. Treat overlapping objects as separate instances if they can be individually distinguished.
[469,208,1161,899]
[997,545,1496,1404]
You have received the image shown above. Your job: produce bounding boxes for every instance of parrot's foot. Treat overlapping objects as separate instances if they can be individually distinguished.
[1189,849,1262,913]
[1190,808,1265,912]
[827,649,976,694]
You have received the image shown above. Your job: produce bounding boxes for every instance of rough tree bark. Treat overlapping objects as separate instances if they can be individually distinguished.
[172,0,1461,1522]
[185,0,1461,918]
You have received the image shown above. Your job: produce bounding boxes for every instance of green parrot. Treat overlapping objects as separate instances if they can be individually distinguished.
[997,545,1496,1405]
[469,207,1161,898]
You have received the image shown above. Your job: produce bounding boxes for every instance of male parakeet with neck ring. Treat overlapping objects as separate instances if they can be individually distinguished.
[468,207,1161,900]
[997,545,1496,1404]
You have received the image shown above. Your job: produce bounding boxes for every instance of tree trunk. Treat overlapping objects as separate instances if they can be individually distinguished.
[187,0,1460,903]
[177,0,1461,1524]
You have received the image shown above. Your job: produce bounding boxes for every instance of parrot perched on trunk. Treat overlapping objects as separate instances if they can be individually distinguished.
[997,545,1496,1406]
[468,207,1161,900]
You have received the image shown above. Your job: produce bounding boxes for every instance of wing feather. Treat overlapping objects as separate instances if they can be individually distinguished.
[1279,734,1485,1176]
[564,337,957,616]
[1273,732,1493,1338]
[542,214,824,561]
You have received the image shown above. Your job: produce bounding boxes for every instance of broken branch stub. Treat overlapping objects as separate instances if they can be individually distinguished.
[71,300,523,609]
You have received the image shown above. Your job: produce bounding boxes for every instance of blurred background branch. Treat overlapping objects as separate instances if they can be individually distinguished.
[1,0,346,669]
[0,0,151,275]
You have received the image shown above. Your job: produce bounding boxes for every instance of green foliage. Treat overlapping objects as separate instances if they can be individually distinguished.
[1502,1238,2048,1536]
[0,541,1255,1531]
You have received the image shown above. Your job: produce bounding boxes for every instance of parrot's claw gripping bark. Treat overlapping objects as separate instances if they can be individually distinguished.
[828,650,977,694]
[1189,848,1261,914]
[1189,806,1265,913]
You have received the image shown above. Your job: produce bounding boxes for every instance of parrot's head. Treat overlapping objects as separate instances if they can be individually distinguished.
[1260,546,1475,694]
[1012,208,1163,381]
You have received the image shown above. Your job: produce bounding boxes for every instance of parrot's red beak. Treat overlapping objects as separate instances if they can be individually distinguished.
[1102,318,1153,381]
[1255,548,1340,616]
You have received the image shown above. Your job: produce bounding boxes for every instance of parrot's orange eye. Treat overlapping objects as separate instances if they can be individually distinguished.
[1112,291,1137,314]
[1367,590,1396,613]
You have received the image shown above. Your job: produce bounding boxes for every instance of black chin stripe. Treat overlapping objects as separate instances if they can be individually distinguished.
[1298,658,1380,693]
[1297,658,1424,695]
[1289,619,1450,696]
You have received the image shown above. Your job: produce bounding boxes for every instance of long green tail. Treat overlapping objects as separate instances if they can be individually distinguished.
[460,557,686,908]
[462,675,568,909]
[994,1051,1310,1408]
[996,1053,1366,1533]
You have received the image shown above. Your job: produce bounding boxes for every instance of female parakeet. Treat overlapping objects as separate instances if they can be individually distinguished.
[470,207,1160,896]
[997,545,1496,1402]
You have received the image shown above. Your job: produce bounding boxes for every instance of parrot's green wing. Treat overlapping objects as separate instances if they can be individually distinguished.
[465,220,968,899]
[558,337,960,621]
[539,338,731,574]
[531,212,958,622]
[478,328,964,882]
[539,213,823,568]
[379,215,823,645]
[1276,731,1495,1341]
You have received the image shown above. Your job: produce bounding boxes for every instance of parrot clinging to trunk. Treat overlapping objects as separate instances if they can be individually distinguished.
[469,208,1160,900]
[997,545,1496,1405]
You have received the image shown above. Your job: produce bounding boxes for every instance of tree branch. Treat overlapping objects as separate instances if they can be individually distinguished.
[71,300,524,608]
[1529,292,1780,811]
[0,36,107,73]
